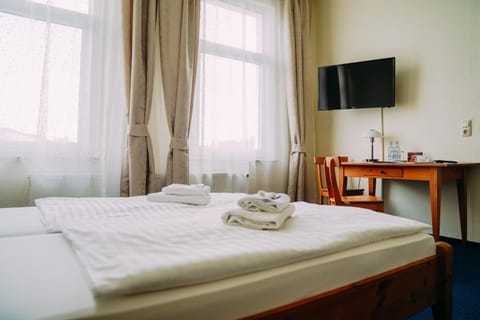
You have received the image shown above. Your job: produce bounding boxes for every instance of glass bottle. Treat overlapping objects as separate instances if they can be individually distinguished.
[387,141,394,161]
[393,141,400,161]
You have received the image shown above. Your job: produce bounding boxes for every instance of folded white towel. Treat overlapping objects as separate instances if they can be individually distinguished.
[222,204,295,230]
[161,183,211,196]
[147,192,211,206]
[237,190,291,213]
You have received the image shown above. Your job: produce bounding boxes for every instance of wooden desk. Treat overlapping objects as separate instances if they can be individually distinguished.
[339,162,480,242]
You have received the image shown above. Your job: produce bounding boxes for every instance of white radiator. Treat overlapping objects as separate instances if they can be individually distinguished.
[28,174,107,204]
[189,173,249,193]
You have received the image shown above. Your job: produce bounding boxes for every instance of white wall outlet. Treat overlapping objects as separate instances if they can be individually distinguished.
[462,119,472,137]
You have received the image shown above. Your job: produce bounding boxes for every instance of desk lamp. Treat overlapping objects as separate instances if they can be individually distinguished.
[365,129,382,162]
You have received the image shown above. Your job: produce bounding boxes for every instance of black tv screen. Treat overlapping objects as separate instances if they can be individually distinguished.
[317,57,395,110]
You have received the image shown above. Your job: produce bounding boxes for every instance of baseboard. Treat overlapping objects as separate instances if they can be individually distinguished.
[438,235,480,247]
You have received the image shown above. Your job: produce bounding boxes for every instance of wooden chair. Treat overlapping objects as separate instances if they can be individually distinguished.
[324,156,384,212]
[314,156,364,204]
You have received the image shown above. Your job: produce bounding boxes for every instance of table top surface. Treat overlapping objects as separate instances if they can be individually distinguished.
[343,161,480,167]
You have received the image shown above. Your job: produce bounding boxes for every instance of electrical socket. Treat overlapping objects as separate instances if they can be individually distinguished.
[462,119,472,137]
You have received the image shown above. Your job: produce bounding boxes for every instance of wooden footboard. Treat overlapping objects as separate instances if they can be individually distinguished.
[247,241,452,320]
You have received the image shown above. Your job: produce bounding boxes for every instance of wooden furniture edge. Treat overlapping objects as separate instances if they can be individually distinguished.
[341,162,480,167]
[245,241,453,320]
[432,241,453,320]
[339,162,474,242]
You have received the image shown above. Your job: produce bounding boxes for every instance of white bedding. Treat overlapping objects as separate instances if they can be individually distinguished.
[0,194,244,236]
[0,194,435,319]
[0,206,47,237]
[0,234,95,320]
[35,193,247,232]
[0,232,435,320]
[51,199,429,297]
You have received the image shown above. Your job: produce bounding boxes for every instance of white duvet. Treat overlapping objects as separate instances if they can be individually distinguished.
[36,195,431,298]
[35,193,244,233]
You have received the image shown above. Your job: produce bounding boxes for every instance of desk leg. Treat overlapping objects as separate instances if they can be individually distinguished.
[368,177,376,196]
[429,170,441,242]
[456,172,468,244]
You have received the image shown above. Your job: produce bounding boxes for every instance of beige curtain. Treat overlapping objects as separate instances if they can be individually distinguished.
[158,0,200,185]
[120,0,157,196]
[284,0,311,201]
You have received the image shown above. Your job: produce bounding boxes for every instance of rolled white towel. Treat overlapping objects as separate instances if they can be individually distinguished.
[222,204,295,230]
[147,192,211,206]
[161,184,211,196]
[237,190,291,213]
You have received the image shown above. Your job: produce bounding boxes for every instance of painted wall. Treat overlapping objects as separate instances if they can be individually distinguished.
[309,0,480,241]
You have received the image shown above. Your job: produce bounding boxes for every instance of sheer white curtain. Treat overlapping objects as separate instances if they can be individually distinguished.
[0,0,125,206]
[189,0,288,193]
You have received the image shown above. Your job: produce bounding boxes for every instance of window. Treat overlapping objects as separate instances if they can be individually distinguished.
[0,0,90,152]
[190,0,286,176]
[0,0,125,203]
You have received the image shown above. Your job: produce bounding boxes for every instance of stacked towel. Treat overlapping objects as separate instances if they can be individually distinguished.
[147,184,211,205]
[223,190,294,230]
[162,183,211,196]
[237,190,291,213]
[222,205,295,230]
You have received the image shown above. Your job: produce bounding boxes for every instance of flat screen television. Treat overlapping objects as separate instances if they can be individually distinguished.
[317,57,395,110]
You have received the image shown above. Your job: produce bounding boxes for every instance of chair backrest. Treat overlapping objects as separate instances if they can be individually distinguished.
[314,156,349,204]
[314,157,328,204]
[324,156,345,206]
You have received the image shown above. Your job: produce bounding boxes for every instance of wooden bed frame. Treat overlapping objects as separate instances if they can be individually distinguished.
[247,242,452,320]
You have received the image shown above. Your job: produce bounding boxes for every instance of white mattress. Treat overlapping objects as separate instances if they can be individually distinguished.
[0,232,435,320]
[0,206,47,237]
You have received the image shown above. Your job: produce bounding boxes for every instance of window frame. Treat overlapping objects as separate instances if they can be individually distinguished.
[192,0,278,160]
[0,0,93,155]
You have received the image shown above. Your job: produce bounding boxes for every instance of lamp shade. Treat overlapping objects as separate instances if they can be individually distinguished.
[365,129,382,162]
[365,129,382,139]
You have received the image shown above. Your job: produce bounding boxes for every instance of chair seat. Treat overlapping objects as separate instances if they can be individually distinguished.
[323,156,385,213]
[342,195,383,204]
[341,195,384,212]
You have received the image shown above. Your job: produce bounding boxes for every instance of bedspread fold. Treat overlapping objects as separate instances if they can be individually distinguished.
[53,200,430,297]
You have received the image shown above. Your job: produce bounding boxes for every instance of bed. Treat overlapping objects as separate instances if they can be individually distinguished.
[0,194,452,320]
[0,206,47,237]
